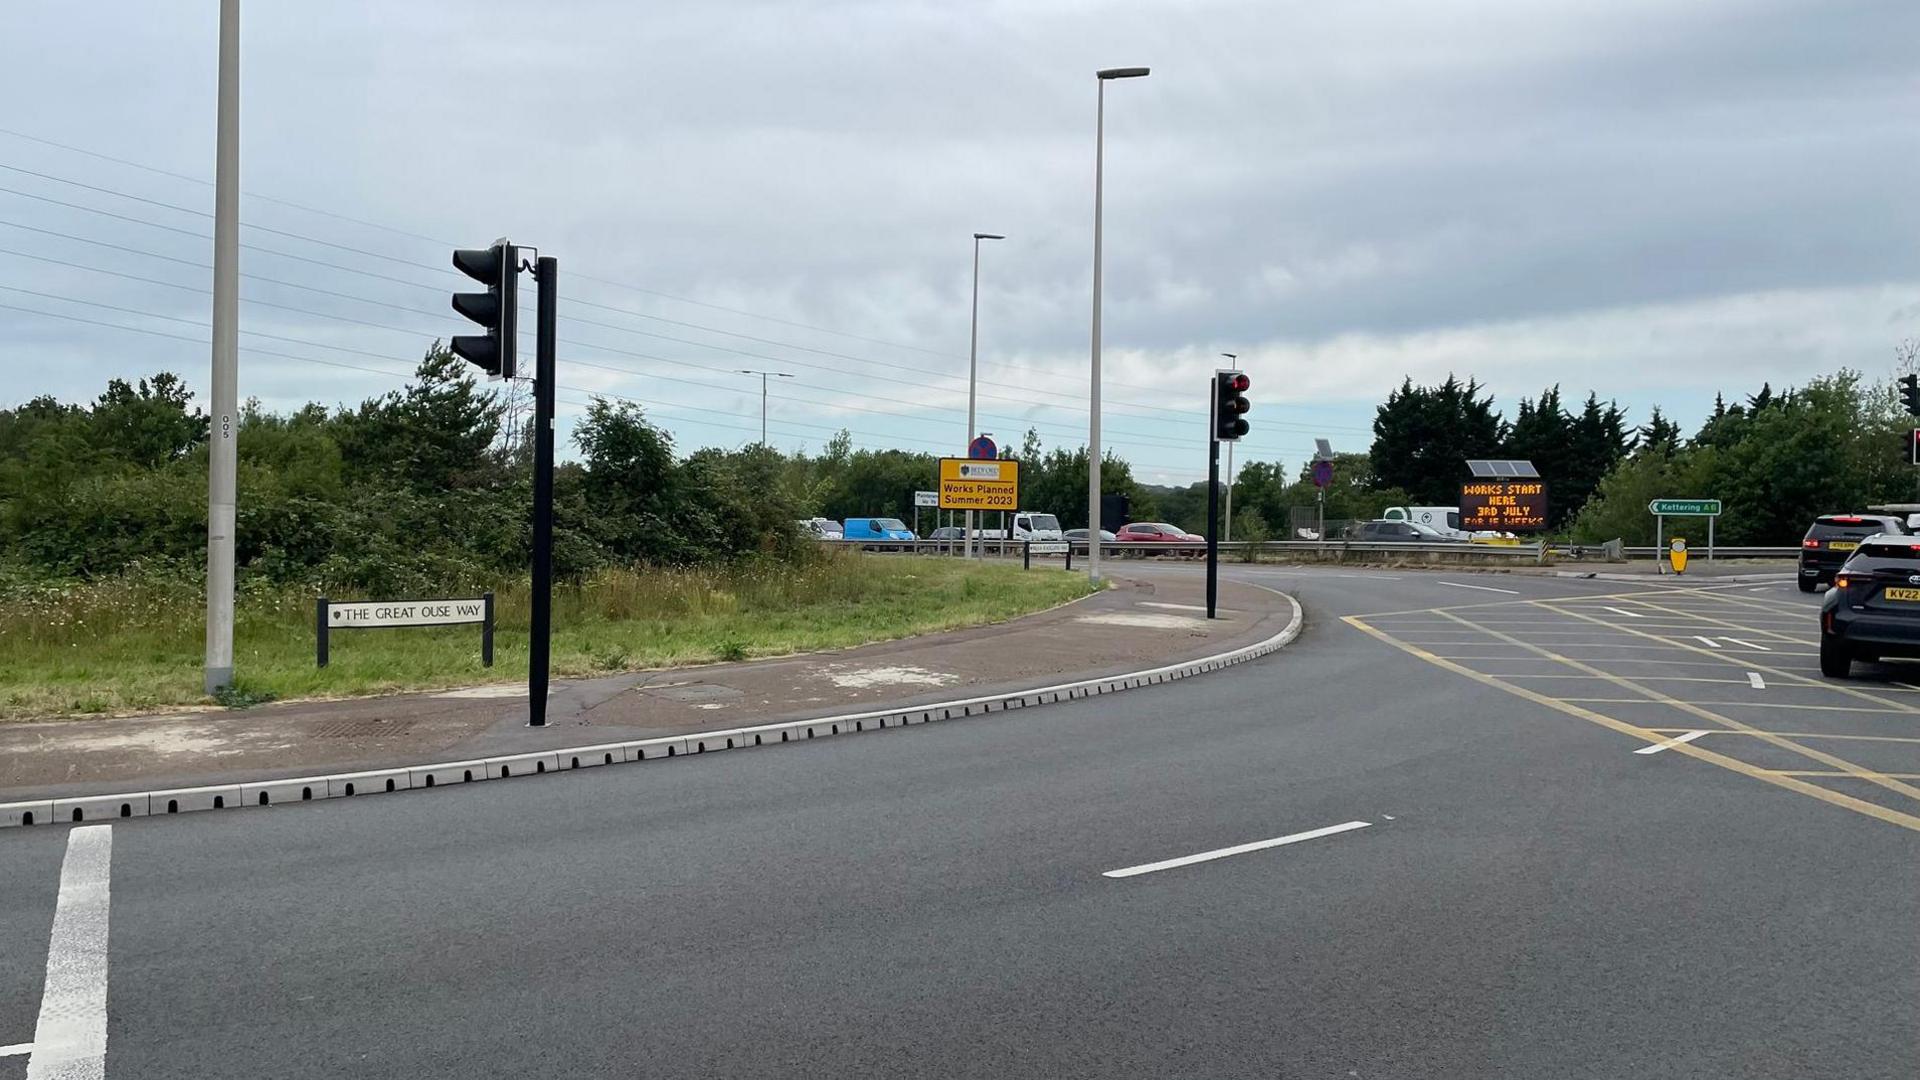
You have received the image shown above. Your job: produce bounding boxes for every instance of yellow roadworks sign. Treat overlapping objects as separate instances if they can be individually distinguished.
[938,457,1019,511]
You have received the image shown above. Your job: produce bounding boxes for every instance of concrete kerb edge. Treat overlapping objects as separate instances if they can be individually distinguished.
[1,588,1304,831]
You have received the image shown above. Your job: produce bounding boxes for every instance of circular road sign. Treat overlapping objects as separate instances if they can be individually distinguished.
[969,435,998,460]
[1311,460,1334,489]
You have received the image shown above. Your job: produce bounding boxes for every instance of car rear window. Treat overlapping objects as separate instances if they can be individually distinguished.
[1811,516,1901,537]
[1856,540,1920,560]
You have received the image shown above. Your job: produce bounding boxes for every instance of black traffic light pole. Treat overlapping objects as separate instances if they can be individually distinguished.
[1206,433,1220,619]
[529,256,558,727]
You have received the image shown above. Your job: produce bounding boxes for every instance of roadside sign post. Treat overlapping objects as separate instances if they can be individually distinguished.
[964,436,997,560]
[318,594,494,668]
[1648,499,1721,571]
[913,490,937,539]
[938,458,1019,544]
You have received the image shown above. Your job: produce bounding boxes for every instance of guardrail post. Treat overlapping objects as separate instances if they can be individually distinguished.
[316,596,329,668]
[1023,539,1031,570]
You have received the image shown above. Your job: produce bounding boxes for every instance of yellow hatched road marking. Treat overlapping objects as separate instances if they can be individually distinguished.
[1345,614,1920,832]
[1536,600,1920,717]
[1644,729,1920,745]
[1436,608,1920,805]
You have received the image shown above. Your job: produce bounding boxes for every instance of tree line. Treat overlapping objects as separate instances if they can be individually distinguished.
[4,349,1911,594]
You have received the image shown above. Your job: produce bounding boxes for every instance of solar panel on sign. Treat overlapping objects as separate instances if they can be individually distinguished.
[1467,459,1539,478]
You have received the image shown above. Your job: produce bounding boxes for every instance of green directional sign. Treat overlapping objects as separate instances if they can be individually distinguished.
[1648,498,1722,516]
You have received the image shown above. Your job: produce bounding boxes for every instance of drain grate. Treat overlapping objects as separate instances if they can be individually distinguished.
[309,718,415,739]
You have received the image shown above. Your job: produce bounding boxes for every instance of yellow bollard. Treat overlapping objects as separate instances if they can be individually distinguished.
[1669,537,1689,575]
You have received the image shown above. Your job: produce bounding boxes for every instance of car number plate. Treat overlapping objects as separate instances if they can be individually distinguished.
[1883,588,1920,602]
[1828,541,1858,551]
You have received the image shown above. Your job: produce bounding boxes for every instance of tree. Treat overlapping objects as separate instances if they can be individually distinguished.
[1637,407,1682,458]
[334,346,505,493]
[1370,375,1506,504]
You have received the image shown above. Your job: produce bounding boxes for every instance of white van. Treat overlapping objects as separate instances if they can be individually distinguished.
[1382,506,1467,539]
[979,511,1066,551]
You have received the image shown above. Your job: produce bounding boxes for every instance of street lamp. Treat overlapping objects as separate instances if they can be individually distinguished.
[737,369,793,444]
[966,232,1004,560]
[1087,65,1149,584]
[1220,352,1237,543]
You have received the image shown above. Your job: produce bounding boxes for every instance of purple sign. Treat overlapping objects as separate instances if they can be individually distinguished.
[969,436,998,460]
[1311,460,1334,489]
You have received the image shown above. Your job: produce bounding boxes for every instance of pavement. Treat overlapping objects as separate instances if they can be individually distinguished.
[0,570,1290,801]
[4,564,1916,1079]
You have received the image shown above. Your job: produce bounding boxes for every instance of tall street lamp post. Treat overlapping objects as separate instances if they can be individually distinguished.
[1087,65,1149,583]
[738,368,793,445]
[966,231,1003,559]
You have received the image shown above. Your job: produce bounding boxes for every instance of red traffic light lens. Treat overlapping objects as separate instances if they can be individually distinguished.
[1229,373,1250,392]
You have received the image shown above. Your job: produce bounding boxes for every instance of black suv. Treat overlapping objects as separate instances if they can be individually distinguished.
[1819,535,1920,677]
[1799,514,1907,592]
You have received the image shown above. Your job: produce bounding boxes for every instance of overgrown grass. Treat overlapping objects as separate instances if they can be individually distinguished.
[0,554,1096,719]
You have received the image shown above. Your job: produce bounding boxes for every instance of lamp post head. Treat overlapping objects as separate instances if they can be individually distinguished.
[973,232,1005,241]
[1097,66,1151,79]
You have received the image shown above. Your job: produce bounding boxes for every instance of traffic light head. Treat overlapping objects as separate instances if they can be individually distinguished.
[1902,374,1920,418]
[450,241,518,379]
[1213,370,1251,441]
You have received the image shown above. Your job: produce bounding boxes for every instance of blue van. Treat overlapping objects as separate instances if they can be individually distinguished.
[842,517,916,542]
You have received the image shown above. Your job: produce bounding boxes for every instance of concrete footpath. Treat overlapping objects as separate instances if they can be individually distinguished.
[0,573,1294,802]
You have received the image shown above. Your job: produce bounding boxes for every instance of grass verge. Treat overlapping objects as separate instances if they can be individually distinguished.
[0,554,1096,719]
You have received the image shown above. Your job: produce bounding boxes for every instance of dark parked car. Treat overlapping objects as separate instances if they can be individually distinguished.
[1819,535,1920,677]
[1800,513,1908,592]
[928,526,967,541]
[1351,519,1462,543]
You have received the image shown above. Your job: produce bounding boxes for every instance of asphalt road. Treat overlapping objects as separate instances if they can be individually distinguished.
[4,565,1916,1079]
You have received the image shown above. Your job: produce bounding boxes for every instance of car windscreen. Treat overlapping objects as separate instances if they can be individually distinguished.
[875,519,907,531]
[1028,514,1060,531]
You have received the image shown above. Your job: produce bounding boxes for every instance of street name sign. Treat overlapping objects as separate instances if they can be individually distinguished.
[1460,480,1548,531]
[317,594,494,667]
[938,457,1019,511]
[913,490,938,507]
[1647,499,1722,516]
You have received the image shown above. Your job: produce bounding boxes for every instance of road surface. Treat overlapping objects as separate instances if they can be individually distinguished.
[3,565,1914,1078]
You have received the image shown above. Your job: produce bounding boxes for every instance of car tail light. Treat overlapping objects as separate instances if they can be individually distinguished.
[1802,538,1821,548]
[1832,515,1864,523]
[1834,574,1851,588]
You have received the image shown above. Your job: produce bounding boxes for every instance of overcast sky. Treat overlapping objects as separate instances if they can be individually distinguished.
[2,0,1915,483]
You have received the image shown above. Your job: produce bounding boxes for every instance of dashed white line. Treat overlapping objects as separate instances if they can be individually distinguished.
[0,1043,34,1058]
[27,825,111,1080]
[1103,820,1372,878]
[1602,607,1645,619]
[1748,672,1766,689]
[1723,637,1771,652]
[1692,636,1722,648]
[1437,581,1519,595]
[1635,730,1710,755]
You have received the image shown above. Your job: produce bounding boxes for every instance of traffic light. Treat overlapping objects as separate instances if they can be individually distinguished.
[451,240,519,379]
[1910,427,1920,466]
[1902,374,1919,417]
[1213,370,1250,441]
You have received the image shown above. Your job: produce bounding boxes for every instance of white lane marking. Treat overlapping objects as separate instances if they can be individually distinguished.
[1,1043,34,1057]
[1635,730,1710,755]
[27,825,111,1080]
[1103,820,1372,879]
[1748,672,1766,689]
[1602,607,1645,619]
[1723,637,1771,652]
[1692,636,1722,648]
[1437,581,1519,595]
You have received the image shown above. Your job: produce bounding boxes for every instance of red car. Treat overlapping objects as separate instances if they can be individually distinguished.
[1115,522,1203,556]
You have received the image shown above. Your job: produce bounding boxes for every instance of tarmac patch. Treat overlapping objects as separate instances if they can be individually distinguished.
[1077,611,1211,631]
[820,665,960,689]
[435,684,527,699]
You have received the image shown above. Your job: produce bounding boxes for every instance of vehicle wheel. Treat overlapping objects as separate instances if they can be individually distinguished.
[1819,634,1852,678]
[1798,578,1816,593]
